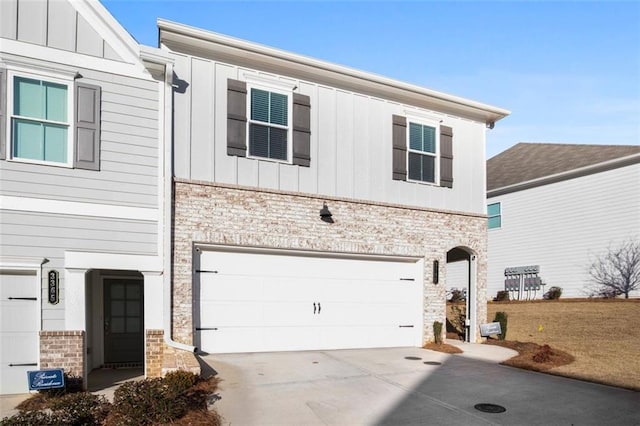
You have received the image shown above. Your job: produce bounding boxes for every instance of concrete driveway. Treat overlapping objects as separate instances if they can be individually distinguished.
[200,343,640,425]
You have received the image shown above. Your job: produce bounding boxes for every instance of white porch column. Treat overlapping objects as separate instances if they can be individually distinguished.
[142,271,164,329]
[65,268,88,330]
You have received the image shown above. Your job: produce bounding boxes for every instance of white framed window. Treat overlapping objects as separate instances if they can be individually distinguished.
[407,120,439,184]
[488,202,502,229]
[8,71,73,167]
[246,84,292,162]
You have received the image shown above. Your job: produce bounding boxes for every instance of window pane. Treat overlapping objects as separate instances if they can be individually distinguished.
[251,89,269,122]
[111,318,125,334]
[269,127,287,160]
[13,119,44,160]
[44,82,67,122]
[488,216,502,229]
[111,301,125,316]
[409,123,423,151]
[43,124,67,162]
[270,92,288,125]
[421,154,435,182]
[408,152,422,180]
[249,123,269,158]
[422,126,436,153]
[487,203,501,216]
[126,300,140,316]
[126,318,140,333]
[14,77,44,119]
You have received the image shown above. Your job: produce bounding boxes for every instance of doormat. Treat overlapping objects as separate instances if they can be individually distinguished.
[102,362,143,369]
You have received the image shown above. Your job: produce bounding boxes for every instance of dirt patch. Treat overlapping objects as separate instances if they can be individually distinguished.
[423,342,463,354]
[488,299,640,391]
[485,339,574,371]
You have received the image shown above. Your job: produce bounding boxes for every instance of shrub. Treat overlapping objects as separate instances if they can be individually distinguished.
[450,304,466,336]
[433,321,443,344]
[449,289,466,302]
[494,290,510,302]
[163,370,198,397]
[0,410,65,425]
[110,378,189,425]
[494,311,508,340]
[38,374,83,399]
[49,392,110,426]
[544,286,563,300]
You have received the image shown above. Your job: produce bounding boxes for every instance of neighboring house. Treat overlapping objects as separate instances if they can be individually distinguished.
[486,143,640,300]
[159,20,509,355]
[0,0,175,394]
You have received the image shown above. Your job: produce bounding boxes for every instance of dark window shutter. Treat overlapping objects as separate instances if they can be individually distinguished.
[227,79,247,157]
[440,125,453,188]
[0,69,6,160]
[292,93,311,167]
[392,115,407,180]
[74,82,101,170]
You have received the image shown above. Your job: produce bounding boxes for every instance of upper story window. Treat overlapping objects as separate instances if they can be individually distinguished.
[488,202,501,229]
[227,78,311,167]
[392,114,453,187]
[11,75,72,165]
[1,68,101,170]
[408,122,437,183]
[248,87,290,161]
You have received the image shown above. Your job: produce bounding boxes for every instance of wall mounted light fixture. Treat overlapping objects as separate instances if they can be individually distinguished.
[433,260,439,284]
[319,202,333,223]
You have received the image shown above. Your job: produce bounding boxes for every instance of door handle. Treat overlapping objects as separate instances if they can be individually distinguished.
[317,302,321,314]
[313,302,316,314]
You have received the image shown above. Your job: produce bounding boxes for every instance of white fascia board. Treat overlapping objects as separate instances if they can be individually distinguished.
[0,195,158,222]
[158,19,510,125]
[1,39,150,80]
[71,0,144,70]
[488,152,640,198]
[0,256,48,269]
[65,251,162,272]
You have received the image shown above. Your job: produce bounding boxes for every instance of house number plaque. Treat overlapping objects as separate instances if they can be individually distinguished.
[48,270,59,305]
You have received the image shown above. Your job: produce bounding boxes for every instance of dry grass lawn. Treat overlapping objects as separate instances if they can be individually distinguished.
[487,299,640,391]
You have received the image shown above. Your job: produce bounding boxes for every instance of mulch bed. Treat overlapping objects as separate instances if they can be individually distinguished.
[485,339,574,371]
[423,342,463,354]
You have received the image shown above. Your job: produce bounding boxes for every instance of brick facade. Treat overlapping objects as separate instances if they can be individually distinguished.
[145,329,164,378]
[173,178,488,345]
[39,331,85,380]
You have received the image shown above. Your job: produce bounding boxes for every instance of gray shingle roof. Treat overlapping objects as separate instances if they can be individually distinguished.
[487,143,640,191]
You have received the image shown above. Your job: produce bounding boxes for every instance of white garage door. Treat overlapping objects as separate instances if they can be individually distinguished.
[195,250,423,354]
[0,271,39,394]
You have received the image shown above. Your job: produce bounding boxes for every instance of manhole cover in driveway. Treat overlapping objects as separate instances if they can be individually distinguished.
[424,361,442,365]
[474,403,506,413]
[404,356,422,360]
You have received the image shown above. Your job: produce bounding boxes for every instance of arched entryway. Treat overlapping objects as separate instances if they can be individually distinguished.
[445,247,477,342]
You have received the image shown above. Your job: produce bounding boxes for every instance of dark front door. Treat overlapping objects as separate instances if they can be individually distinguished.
[104,278,143,365]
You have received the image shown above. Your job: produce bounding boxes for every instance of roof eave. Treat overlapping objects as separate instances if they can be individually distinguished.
[158,19,510,125]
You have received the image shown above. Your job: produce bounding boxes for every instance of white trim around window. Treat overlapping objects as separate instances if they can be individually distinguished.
[6,69,74,167]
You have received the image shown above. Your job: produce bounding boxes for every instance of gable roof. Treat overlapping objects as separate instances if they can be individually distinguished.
[487,143,640,195]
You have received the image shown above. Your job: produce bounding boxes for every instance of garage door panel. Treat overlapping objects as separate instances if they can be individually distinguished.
[196,250,422,354]
[1,271,39,394]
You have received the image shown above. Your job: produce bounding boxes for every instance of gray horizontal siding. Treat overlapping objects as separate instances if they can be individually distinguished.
[0,68,160,208]
[0,211,158,256]
[0,0,125,62]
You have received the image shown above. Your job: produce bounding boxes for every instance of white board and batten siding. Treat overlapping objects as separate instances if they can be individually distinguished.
[487,163,640,299]
[170,53,488,215]
[195,249,424,354]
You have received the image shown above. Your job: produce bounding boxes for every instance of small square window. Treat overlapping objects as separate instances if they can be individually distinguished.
[407,122,437,183]
[488,202,502,229]
[248,87,290,161]
[10,76,71,165]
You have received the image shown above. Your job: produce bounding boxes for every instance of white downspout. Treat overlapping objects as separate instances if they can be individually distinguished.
[162,60,196,353]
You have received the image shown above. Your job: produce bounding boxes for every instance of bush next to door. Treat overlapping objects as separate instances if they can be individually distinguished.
[433,321,443,344]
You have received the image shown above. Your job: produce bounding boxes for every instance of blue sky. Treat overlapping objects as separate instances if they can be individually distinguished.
[102,0,640,158]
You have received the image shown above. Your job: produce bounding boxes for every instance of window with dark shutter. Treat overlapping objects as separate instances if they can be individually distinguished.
[407,122,437,183]
[392,115,407,180]
[248,88,289,161]
[440,125,453,188]
[74,82,101,170]
[227,79,247,157]
[292,93,311,167]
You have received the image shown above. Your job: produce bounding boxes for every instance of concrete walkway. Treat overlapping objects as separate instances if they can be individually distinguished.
[201,343,640,426]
